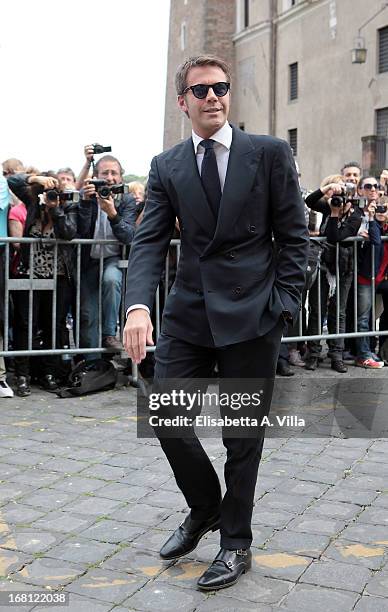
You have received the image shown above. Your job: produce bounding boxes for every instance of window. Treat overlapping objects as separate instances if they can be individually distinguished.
[244,0,249,28]
[289,62,298,101]
[378,26,388,73]
[376,107,388,136]
[288,129,298,156]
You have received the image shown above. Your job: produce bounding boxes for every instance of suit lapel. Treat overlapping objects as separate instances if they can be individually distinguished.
[202,127,262,257]
[166,138,216,240]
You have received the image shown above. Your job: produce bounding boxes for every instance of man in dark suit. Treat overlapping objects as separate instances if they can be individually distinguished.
[123,55,308,591]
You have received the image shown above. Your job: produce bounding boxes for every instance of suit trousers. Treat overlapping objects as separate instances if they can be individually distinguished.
[153,316,284,550]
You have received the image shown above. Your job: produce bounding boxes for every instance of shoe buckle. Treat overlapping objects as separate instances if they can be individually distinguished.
[236,549,248,556]
[226,560,234,568]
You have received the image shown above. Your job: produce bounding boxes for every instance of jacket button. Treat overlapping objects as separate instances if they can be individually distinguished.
[228,251,236,259]
[196,289,203,295]
[249,225,256,232]
[234,286,242,294]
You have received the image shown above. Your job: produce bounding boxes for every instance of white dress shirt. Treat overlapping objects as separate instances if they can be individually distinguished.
[127,121,233,317]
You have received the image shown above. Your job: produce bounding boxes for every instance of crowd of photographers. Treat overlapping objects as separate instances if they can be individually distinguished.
[0,152,387,397]
[277,161,388,377]
[0,145,145,398]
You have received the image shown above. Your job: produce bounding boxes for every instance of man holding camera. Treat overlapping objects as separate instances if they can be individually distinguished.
[78,153,137,356]
[304,176,362,372]
[6,172,78,395]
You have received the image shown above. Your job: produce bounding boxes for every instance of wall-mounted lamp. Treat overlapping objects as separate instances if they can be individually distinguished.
[351,2,388,64]
[351,36,367,64]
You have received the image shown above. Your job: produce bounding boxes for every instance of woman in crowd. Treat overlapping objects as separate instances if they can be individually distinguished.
[7,173,77,396]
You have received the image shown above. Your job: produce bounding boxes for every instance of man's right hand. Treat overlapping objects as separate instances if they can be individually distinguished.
[28,176,58,190]
[368,203,376,220]
[321,182,343,199]
[84,144,95,162]
[123,309,154,364]
[82,179,96,201]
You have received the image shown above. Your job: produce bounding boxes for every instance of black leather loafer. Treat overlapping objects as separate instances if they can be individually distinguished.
[304,356,319,371]
[197,548,252,590]
[331,360,348,373]
[276,362,295,376]
[40,374,59,392]
[16,376,31,397]
[159,512,220,560]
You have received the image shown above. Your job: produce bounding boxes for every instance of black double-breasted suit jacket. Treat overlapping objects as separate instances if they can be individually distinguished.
[125,126,309,348]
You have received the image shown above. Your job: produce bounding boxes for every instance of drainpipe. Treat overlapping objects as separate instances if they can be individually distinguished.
[269,0,277,135]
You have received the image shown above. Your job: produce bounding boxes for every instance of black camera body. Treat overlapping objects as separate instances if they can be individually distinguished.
[331,182,357,207]
[376,204,387,214]
[89,179,128,199]
[92,143,112,155]
[45,189,80,204]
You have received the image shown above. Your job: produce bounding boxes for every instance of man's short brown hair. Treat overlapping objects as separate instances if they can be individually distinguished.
[175,55,231,96]
[94,155,124,177]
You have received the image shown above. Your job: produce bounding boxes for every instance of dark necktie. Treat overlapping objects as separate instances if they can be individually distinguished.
[200,139,222,218]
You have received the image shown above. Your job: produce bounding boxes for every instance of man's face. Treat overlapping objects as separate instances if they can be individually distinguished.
[57,172,76,191]
[342,166,361,185]
[177,65,230,138]
[97,161,122,185]
[360,177,380,205]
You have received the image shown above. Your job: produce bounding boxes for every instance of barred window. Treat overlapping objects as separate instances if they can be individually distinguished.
[378,26,388,73]
[376,107,388,137]
[288,128,298,156]
[289,62,298,101]
[244,0,249,28]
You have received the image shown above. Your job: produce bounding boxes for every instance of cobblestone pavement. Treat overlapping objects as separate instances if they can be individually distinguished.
[0,362,387,612]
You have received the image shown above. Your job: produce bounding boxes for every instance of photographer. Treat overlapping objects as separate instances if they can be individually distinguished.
[6,172,78,396]
[355,178,388,368]
[304,175,361,372]
[77,154,137,357]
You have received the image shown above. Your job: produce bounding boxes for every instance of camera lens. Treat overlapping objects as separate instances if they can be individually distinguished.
[46,189,59,201]
[98,186,111,199]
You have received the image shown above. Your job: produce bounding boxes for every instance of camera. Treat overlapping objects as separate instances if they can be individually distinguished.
[45,189,80,204]
[89,179,128,199]
[376,204,387,214]
[92,143,112,155]
[331,182,357,207]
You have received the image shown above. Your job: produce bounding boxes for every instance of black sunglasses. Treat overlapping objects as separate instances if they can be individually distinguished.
[182,82,230,99]
[362,182,379,190]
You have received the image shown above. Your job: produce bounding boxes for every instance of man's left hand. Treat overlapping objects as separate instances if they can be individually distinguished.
[98,195,117,219]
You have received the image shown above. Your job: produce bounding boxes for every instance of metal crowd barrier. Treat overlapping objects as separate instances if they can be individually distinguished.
[1,236,388,386]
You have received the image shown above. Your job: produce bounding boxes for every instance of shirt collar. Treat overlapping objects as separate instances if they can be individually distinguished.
[192,121,232,153]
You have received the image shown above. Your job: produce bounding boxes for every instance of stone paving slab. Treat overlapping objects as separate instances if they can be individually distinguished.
[0,579,42,612]
[42,536,117,565]
[11,557,87,588]
[195,595,271,611]
[108,502,173,526]
[263,530,331,558]
[77,519,146,544]
[323,538,388,570]
[122,582,205,611]
[279,584,360,610]
[354,595,388,611]
[364,570,388,597]
[65,567,147,604]
[0,529,68,554]
[33,593,113,612]
[299,558,372,592]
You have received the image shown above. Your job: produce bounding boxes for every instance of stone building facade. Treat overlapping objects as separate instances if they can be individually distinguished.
[164,0,388,187]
